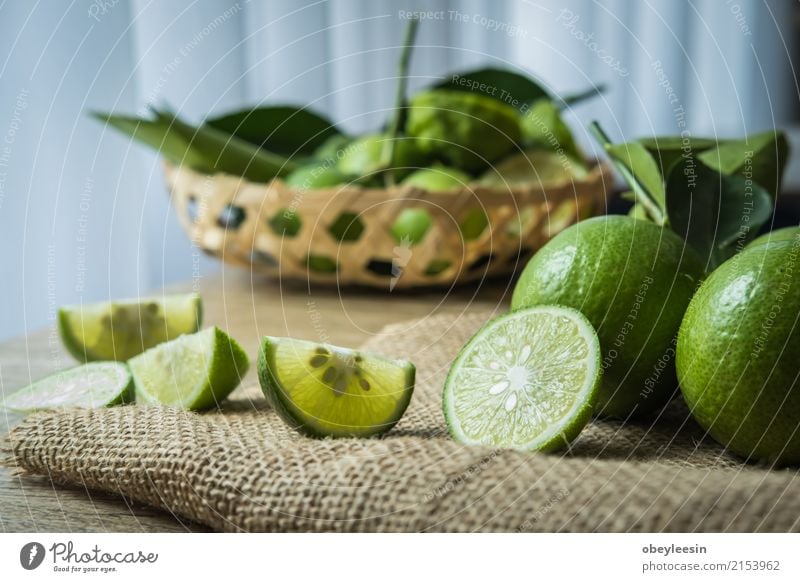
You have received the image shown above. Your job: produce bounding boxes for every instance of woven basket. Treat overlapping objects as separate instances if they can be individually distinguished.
[165,161,613,289]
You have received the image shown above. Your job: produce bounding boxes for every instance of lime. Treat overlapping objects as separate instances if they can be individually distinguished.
[746,226,799,249]
[408,90,521,171]
[443,306,601,451]
[257,336,415,438]
[677,240,800,464]
[511,215,705,418]
[390,208,432,245]
[401,165,471,191]
[1,362,133,412]
[59,293,202,362]
[337,134,427,180]
[479,150,588,187]
[129,326,249,410]
[284,163,349,189]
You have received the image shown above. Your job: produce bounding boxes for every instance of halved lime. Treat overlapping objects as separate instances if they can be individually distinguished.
[59,293,202,362]
[129,326,249,410]
[443,306,601,451]
[1,362,134,412]
[257,337,415,438]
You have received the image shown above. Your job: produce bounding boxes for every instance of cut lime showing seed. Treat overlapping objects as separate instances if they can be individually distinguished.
[443,306,601,451]
[129,326,249,410]
[1,362,134,412]
[59,293,202,362]
[257,336,415,438]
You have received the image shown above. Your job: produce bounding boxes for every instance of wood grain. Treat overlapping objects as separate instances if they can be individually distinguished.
[0,270,509,532]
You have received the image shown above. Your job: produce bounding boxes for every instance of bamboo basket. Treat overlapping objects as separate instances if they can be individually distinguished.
[165,161,613,289]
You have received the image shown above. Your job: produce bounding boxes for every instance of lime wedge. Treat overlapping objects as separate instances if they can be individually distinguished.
[58,293,202,362]
[257,337,415,438]
[1,362,133,412]
[129,327,249,410]
[443,306,601,451]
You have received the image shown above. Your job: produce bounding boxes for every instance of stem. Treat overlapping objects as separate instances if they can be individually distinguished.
[589,121,666,225]
[383,17,419,187]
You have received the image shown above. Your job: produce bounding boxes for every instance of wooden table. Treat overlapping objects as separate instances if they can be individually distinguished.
[0,271,509,532]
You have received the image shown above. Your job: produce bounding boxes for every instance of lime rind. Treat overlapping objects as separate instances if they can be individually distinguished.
[1,362,134,412]
[129,326,249,410]
[258,336,415,438]
[58,293,203,362]
[443,306,601,451]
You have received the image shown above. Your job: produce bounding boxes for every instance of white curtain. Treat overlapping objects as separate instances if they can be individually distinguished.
[0,0,797,339]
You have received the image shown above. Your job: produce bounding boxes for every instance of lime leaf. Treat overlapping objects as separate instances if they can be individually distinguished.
[698,130,789,198]
[205,106,342,157]
[2,362,134,412]
[433,67,550,106]
[605,141,666,212]
[666,158,773,268]
[637,135,717,178]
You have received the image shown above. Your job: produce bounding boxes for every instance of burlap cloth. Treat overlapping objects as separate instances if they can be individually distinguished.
[4,311,800,532]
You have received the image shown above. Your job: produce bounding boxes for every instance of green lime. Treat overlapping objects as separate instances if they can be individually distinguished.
[390,208,433,245]
[337,133,427,179]
[284,163,349,189]
[59,294,202,362]
[479,150,588,187]
[257,336,415,438]
[401,165,471,191]
[443,306,601,451]
[312,134,351,161]
[520,98,582,161]
[407,89,521,171]
[129,326,249,410]
[746,226,799,249]
[306,254,338,273]
[677,240,800,464]
[2,362,134,412]
[511,215,705,418]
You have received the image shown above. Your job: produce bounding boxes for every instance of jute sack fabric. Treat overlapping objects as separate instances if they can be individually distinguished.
[4,311,800,532]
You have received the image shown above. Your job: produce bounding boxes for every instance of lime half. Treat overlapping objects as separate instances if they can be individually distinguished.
[129,327,249,410]
[257,337,415,438]
[59,293,202,362]
[443,306,601,451]
[2,362,133,412]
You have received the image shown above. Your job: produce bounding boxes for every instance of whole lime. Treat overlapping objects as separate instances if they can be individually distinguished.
[401,165,470,192]
[479,150,588,187]
[511,215,705,418]
[746,226,799,249]
[407,90,521,171]
[677,240,800,464]
[337,133,428,180]
[284,163,349,189]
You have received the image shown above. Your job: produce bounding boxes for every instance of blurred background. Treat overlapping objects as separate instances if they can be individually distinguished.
[0,0,798,340]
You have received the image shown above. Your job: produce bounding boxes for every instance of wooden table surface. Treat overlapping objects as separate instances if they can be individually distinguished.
[0,270,509,532]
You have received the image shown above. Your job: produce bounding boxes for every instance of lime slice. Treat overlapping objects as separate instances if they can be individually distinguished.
[1,362,134,412]
[443,306,601,451]
[129,327,249,410]
[59,293,202,362]
[257,337,415,438]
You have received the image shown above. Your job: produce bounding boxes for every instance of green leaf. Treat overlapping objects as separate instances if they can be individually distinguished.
[205,106,341,157]
[666,157,773,269]
[521,99,582,161]
[604,141,667,223]
[93,109,298,182]
[433,67,550,107]
[637,135,717,178]
[698,130,789,197]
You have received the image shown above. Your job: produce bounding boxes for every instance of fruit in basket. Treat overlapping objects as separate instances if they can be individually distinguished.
[479,150,588,187]
[337,133,428,180]
[443,306,602,451]
[511,215,705,418]
[677,241,800,464]
[407,90,521,171]
[746,226,799,249]
[258,336,415,438]
[401,164,470,191]
[59,294,202,362]
[284,163,351,189]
